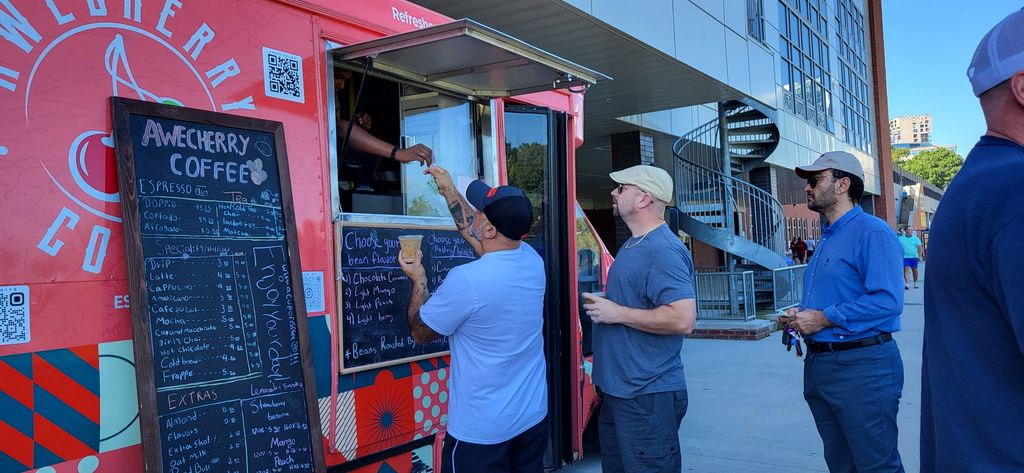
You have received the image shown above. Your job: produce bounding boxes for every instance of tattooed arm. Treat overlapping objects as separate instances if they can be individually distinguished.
[397,249,443,344]
[424,166,483,256]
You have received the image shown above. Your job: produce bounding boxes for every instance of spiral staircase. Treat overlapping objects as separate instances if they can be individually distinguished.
[671,99,786,314]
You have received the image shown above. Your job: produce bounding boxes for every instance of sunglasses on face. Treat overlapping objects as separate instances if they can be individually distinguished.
[614,184,650,196]
[806,174,827,188]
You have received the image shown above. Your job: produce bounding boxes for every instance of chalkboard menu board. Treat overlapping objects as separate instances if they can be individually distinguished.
[339,223,476,372]
[111,98,325,472]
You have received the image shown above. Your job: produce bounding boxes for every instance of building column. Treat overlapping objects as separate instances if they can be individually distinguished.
[610,131,655,249]
[867,0,897,228]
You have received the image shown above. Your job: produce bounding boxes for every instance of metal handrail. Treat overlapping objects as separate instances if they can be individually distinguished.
[672,113,787,257]
[694,270,756,321]
[772,264,807,312]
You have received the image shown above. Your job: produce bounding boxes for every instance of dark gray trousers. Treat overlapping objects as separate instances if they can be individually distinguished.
[598,390,688,473]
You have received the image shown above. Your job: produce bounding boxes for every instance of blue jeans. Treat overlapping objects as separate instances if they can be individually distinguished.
[804,339,905,473]
[598,390,688,473]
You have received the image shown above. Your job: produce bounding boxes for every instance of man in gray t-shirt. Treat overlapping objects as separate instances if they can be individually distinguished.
[583,164,697,473]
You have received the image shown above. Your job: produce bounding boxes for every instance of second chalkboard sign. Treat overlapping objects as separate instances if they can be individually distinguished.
[338,223,477,373]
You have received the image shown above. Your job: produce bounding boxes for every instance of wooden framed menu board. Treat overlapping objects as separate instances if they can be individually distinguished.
[111,97,325,472]
[337,222,478,373]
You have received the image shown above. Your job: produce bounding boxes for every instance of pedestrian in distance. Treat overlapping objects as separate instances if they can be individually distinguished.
[896,226,924,289]
[779,151,906,473]
[582,164,696,473]
[398,167,548,473]
[795,237,808,265]
[921,8,1024,472]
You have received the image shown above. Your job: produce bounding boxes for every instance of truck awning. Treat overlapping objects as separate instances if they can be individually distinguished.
[333,18,610,98]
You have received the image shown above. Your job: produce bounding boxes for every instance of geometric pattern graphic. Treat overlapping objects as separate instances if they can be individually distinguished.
[0,346,100,471]
[97,341,139,453]
[412,368,448,440]
[411,445,435,473]
[356,370,413,457]
[319,390,357,461]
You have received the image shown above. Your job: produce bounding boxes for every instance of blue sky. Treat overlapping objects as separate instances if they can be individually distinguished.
[882,1,1019,156]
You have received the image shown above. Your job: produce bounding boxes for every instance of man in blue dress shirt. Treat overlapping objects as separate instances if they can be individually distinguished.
[780,151,905,473]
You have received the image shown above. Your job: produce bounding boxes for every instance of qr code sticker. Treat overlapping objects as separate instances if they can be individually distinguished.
[0,285,30,345]
[263,47,304,103]
[302,271,325,313]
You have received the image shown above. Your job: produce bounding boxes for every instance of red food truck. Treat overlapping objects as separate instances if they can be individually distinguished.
[0,0,613,471]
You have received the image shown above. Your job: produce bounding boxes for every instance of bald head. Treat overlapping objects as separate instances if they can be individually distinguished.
[980,72,1024,145]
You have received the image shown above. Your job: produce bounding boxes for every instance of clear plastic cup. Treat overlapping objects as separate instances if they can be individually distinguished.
[398,235,423,263]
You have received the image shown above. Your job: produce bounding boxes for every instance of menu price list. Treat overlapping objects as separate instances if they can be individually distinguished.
[340,227,476,368]
[148,254,262,390]
[139,191,284,240]
[160,394,313,473]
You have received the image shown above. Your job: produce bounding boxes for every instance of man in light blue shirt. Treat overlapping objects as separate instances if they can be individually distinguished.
[897,226,924,289]
[781,151,906,473]
[399,168,547,473]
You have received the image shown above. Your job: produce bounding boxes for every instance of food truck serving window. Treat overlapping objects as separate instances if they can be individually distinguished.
[333,66,492,218]
[326,18,607,221]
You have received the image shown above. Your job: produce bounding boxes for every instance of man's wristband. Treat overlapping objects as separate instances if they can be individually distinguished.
[390,145,399,160]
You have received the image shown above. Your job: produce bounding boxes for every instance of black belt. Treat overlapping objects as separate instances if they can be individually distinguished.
[805,333,892,353]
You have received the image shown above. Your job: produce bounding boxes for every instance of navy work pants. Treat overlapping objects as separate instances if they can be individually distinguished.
[598,390,688,473]
[804,339,905,473]
[440,416,547,473]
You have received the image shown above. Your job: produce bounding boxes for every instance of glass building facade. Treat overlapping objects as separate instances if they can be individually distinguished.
[776,0,873,153]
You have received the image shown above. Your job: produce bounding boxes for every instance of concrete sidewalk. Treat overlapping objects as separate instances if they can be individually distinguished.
[562,267,925,472]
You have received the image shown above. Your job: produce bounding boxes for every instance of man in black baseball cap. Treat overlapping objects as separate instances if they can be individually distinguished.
[397,166,548,473]
[464,179,534,242]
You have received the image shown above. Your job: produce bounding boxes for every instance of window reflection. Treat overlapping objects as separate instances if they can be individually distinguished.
[575,205,602,356]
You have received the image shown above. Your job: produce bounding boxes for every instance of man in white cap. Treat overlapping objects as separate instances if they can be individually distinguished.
[922,8,1024,472]
[779,151,905,472]
[582,164,696,472]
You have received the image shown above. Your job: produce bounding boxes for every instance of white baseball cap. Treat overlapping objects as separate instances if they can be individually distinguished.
[968,8,1024,97]
[609,165,674,205]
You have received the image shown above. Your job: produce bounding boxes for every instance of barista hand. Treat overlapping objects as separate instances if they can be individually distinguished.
[397,250,427,283]
[395,144,433,166]
[353,111,372,130]
[423,165,456,192]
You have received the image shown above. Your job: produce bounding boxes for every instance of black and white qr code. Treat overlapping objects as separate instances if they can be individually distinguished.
[263,47,304,103]
[0,286,29,345]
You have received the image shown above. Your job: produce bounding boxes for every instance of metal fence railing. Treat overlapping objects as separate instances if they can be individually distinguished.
[772,264,807,312]
[694,270,756,321]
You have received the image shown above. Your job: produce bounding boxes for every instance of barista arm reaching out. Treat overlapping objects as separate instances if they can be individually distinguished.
[424,166,483,256]
[339,118,434,166]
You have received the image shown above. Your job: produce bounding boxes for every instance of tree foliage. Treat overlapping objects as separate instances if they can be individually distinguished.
[506,142,547,237]
[408,195,441,217]
[891,147,910,161]
[899,148,964,188]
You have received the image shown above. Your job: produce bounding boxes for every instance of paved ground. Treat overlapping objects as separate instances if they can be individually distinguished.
[562,266,925,472]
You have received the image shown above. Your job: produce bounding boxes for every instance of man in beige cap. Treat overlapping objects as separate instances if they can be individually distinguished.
[582,164,696,472]
[922,8,1024,472]
[779,151,906,472]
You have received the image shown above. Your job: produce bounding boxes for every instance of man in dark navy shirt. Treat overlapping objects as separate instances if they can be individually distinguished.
[921,9,1024,472]
[781,151,906,472]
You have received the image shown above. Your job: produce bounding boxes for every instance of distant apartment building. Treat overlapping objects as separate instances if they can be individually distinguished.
[893,142,958,157]
[894,164,944,245]
[890,113,932,145]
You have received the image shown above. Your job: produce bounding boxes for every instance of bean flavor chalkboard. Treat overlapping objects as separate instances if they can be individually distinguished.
[339,223,476,372]
[111,98,325,472]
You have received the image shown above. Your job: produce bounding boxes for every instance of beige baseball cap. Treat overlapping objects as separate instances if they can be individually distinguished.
[795,151,864,181]
[609,165,674,205]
